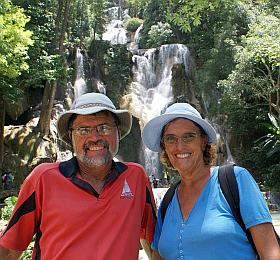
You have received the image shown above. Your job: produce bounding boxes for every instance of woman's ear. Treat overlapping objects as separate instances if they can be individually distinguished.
[201,136,208,151]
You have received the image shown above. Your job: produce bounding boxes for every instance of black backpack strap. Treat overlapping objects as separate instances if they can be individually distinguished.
[160,181,181,223]
[218,164,258,255]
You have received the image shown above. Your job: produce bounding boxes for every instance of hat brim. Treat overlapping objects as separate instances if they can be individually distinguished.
[142,113,217,152]
[57,107,132,146]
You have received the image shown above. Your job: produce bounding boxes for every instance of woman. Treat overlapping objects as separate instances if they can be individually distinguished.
[142,103,280,260]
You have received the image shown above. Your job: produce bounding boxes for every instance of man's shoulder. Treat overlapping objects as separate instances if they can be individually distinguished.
[26,162,60,180]
[121,162,149,178]
[122,162,145,171]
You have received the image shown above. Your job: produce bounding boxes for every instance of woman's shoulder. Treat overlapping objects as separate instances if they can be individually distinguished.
[212,164,255,185]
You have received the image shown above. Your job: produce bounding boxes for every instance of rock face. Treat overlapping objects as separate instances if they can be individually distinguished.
[2,122,57,193]
[5,87,43,123]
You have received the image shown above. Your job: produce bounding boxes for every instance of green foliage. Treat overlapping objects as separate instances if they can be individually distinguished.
[69,0,109,43]
[253,114,280,190]
[1,196,17,220]
[20,241,34,260]
[255,114,280,159]
[124,17,143,32]
[12,0,69,88]
[1,195,34,259]
[0,0,33,100]
[165,0,235,33]
[263,163,280,191]
[88,39,132,104]
[218,6,280,190]
[27,53,67,88]
[104,44,132,103]
[125,0,148,17]
[0,0,33,78]
[219,13,280,120]
[139,0,168,48]
[185,2,249,118]
[146,22,175,48]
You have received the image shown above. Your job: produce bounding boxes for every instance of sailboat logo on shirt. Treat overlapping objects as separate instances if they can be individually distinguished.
[120,179,134,199]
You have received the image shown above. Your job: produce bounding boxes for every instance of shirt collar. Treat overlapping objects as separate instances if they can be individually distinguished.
[59,157,128,181]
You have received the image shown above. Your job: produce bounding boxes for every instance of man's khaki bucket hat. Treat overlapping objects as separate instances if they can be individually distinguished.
[57,93,132,145]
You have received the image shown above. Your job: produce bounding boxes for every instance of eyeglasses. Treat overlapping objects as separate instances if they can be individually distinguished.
[161,132,201,145]
[71,124,116,136]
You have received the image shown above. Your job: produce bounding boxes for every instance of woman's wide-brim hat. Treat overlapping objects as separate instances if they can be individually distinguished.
[57,93,132,145]
[142,103,217,152]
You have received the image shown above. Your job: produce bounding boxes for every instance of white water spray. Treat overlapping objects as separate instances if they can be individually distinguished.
[102,19,127,45]
[74,48,87,98]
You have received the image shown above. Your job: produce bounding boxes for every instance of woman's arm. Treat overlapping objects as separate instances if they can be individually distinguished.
[151,250,163,260]
[250,222,280,260]
[140,239,153,259]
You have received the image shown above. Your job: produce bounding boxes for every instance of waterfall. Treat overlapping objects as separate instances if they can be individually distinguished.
[74,48,87,98]
[128,23,143,51]
[134,24,143,45]
[102,19,127,45]
[213,123,235,164]
[97,80,106,95]
[125,44,191,177]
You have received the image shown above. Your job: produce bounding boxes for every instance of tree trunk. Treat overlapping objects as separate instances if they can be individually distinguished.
[37,80,57,137]
[36,0,71,137]
[0,97,5,168]
[59,0,71,51]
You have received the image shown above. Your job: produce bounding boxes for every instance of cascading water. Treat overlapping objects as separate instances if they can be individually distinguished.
[102,20,127,45]
[97,80,106,95]
[102,5,129,45]
[128,23,143,51]
[74,48,87,98]
[125,44,191,177]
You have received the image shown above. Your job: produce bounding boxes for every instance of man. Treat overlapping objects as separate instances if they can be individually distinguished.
[0,93,156,259]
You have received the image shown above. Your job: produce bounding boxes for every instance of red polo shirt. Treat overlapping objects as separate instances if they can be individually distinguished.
[0,158,156,259]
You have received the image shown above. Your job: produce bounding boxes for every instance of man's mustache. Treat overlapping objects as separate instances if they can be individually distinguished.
[83,140,109,150]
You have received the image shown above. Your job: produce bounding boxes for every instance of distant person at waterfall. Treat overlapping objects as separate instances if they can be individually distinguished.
[0,93,156,260]
[142,102,280,260]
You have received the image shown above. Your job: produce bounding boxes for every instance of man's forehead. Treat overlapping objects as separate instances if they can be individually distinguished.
[73,111,115,123]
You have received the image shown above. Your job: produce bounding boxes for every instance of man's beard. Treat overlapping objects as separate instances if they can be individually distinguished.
[77,152,112,167]
[75,139,118,167]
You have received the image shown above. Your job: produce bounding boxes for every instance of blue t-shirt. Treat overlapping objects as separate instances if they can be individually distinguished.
[152,166,272,260]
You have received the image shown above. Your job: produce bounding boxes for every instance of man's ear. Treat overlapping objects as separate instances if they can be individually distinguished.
[68,130,72,141]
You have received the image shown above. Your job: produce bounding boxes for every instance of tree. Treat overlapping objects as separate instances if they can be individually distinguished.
[219,11,280,188]
[163,0,235,33]
[220,14,280,122]
[13,0,68,138]
[68,0,108,44]
[36,0,71,137]
[0,0,33,167]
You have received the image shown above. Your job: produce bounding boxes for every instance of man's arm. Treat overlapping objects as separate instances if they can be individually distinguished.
[0,246,22,260]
